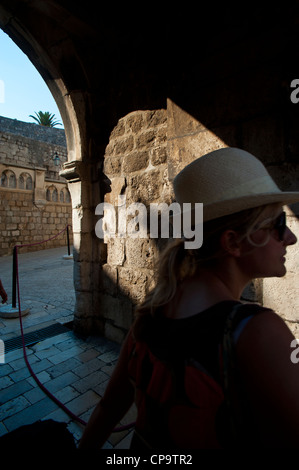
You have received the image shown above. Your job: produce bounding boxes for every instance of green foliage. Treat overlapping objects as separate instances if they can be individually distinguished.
[29,111,62,127]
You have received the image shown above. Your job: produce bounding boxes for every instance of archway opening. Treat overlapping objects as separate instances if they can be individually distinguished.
[0,28,76,334]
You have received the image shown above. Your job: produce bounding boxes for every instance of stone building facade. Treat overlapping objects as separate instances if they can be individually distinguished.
[0,116,72,256]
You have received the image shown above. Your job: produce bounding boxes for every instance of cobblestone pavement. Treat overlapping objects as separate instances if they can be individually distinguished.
[0,246,135,448]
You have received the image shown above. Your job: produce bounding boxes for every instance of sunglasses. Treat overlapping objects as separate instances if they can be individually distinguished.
[247,211,287,247]
[272,211,287,241]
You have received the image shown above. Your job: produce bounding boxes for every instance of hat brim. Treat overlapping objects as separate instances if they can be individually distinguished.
[171,191,299,224]
[203,192,299,222]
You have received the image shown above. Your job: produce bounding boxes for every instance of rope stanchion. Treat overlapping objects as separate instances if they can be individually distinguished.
[67,224,71,256]
[12,246,17,309]
[11,225,135,433]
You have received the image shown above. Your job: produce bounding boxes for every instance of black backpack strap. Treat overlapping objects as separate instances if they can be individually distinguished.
[221,302,265,445]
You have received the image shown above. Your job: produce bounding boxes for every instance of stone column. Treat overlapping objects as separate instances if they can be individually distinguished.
[33,167,47,208]
[60,160,104,336]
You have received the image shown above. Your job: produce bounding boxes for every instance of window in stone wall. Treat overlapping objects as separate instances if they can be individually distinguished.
[9,172,16,188]
[52,187,58,202]
[46,185,58,201]
[60,189,64,203]
[26,175,33,190]
[1,170,16,188]
[46,187,51,201]
[1,172,7,187]
[19,172,33,190]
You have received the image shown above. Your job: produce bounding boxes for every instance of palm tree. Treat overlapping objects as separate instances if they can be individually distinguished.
[29,111,62,127]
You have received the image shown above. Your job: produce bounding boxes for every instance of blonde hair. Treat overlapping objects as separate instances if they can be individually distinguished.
[132,203,282,340]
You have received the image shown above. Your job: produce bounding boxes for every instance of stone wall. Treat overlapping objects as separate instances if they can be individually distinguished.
[96,109,169,342]
[0,116,72,256]
[0,186,72,255]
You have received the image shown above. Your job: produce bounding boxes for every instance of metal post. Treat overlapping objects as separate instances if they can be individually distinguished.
[66,225,70,256]
[12,246,17,308]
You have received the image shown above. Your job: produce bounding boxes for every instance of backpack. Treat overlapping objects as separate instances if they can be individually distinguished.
[128,302,264,449]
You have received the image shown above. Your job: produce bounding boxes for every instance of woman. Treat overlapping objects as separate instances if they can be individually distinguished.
[79,147,299,449]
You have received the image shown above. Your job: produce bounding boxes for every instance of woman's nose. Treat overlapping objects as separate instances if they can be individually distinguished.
[284,226,297,246]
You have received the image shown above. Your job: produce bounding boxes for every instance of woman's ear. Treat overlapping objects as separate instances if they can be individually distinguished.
[220,230,242,257]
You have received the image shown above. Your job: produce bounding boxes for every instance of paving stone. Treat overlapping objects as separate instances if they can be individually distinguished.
[65,389,100,417]
[97,350,120,363]
[24,385,47,404]
[0,379,33,404]
[0,375,14,390]
[43,371,79,394]
[72,370,109,394]
[54,385,80,404]
[45,357,81,379]
[34,345,62,360]
[0,363,13,378]
[48,346,83,365]
[4,347,34,363]
[0,395,30,421]
[3,396,58,432]
[76,348,100,363]
[73,357,105,379]
[26,370,51,386]
[55,336,85,352]
[8,366,32,383]
[27,358,52,374]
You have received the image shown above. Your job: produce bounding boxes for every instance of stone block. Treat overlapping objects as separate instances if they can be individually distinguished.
[122,151,149,173]
[110,119,125,138]
[117,267,149,303]
[101,264,118,295]
[135,129,156,149]
[100,294,133,331]
[104,155,122,175]
[126,112,144,133]
[125,237,158,270]
[126,169,163,204]
[144,109,167,128]
[151,146,167,166]
[107,237,125,266]
[114,136,134,156]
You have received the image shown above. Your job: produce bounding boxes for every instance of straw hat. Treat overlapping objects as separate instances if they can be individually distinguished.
[173,147,299,222]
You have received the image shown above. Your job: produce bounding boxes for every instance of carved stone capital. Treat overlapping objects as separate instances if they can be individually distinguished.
[60,160,88,183]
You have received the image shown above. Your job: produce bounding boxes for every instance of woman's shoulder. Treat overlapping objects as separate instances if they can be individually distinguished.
[236,306,295,364]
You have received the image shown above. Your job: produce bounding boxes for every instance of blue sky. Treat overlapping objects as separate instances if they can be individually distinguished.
[0,29,63,126]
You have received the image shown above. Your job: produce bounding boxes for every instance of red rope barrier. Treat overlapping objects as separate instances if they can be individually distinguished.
[15,224,71,249]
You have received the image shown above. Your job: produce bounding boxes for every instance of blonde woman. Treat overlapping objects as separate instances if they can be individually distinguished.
[79,148,299,449]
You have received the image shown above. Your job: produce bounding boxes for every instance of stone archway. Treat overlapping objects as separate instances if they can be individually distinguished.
[1,2,299,341]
